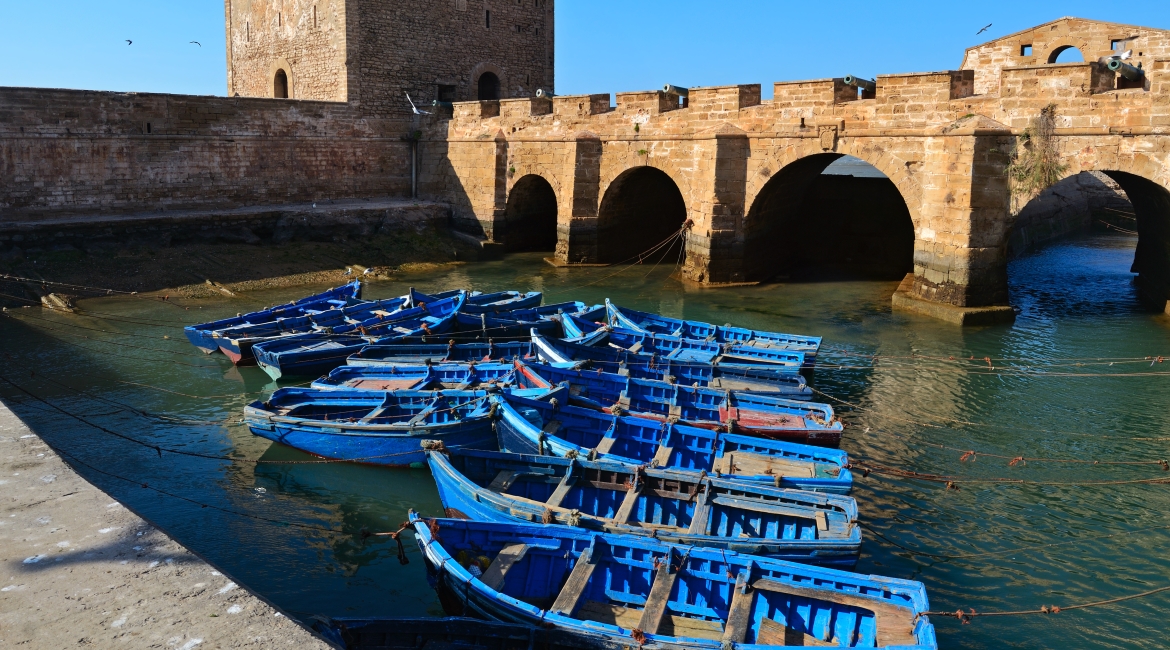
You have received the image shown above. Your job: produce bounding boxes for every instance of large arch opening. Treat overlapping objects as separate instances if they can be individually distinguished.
[743,154,914,282]
[596,167,687,264]
[1008,170,1170,310]
[477,72,500,101]
[503,174,557,252]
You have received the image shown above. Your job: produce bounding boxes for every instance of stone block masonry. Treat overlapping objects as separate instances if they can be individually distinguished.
[0,87,413,221]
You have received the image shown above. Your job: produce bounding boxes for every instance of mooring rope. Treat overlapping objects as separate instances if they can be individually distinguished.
[924,584,1170,623]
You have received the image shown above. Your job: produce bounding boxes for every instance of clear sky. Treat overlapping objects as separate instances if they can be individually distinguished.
[1,1,1166,97]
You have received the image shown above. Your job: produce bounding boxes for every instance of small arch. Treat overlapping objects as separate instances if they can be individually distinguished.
[743,153,914,282]
[503,175,558,252]
[273,69,289,99]
[478,72,500,101]
[1048,45,1085,64]
[596,166,687,264]
[270,59,294,99]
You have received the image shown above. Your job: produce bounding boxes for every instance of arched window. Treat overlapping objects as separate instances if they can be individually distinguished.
[1048,46,1084,64]
[274,69,289,99]
[478,72,500,101]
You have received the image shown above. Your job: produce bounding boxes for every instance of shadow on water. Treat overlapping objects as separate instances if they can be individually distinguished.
[2,231,1169,647]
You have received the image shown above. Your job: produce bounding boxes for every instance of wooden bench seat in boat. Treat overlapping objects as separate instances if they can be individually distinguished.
[751,577,918,647]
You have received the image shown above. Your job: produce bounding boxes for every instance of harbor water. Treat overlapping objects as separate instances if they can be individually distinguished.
[2,231,1169,649]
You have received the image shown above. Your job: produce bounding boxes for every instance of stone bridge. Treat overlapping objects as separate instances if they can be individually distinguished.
[420,17,1170,323]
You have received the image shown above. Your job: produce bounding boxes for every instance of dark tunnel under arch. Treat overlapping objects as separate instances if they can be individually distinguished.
[596,166,688,264]
[743,153,915,282]
[502,174,558,252]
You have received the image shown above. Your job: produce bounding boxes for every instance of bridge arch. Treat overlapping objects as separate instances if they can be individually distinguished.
[502,174,558,252]
[1007,152,1170,307]
[742,150,916,282]
[596,166,688,264]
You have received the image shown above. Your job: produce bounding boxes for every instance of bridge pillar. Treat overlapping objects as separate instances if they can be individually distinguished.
[892,131,1017,325]
[682,128,750,284]
[555,135,604,264]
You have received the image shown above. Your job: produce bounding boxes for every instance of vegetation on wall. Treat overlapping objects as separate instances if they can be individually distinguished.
[1005,103,1068,213]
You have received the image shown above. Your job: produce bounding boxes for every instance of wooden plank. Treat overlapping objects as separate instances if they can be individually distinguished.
[594,436,617,456]
[479,543,530,591]
[650,445,674,468]
[576,601,723,640]
[550,549,596,615]
[545,472,577,509]
[488,470,521,492]
[687,491,711,535]
[815,511,829,532]
[613,486,641,524]
[720,573,754,644]
[636,564,678,634]
[751,578,917,647]
[731,452,816,478]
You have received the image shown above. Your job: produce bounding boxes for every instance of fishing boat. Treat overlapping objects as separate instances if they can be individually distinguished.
[513,361,844,447]
[183,281,362,354]
[458,291,543,314]
[427,448,861,566]
[213,296,411,365]
[408,513,936,648]
[606,300,821,366]
[562,313,809,370]
[495,393,852,493]
[244,385,562,466]
[254,295,464,379]
[455,311,564,340]
[532,332,811,397]
[311,362,515,391]
[347,341,535,367]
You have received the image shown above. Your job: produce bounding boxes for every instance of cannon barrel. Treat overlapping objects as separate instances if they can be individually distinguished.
[662,84,690,98]
[535,88,555,99]
[1106,59,1144,82]
[432,100,454,109]
[842,75,876,92]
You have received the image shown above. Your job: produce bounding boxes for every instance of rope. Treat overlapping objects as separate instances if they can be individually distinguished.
[926,584,1170,622]
[543,224,691,298]
[853,459,1170,487]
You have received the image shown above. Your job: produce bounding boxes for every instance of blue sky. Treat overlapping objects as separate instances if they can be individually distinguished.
[1,1,1166,97]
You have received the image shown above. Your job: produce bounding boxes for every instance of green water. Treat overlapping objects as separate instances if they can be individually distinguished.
[3,232,1169,648]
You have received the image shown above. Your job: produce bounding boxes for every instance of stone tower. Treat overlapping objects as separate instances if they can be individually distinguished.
[225,0,555,116]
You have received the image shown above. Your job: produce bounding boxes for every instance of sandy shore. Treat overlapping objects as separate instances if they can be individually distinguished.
[0,404,333,649]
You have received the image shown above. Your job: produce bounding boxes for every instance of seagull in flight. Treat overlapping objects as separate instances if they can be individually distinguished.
[976,23,992,35]
[190,41,201,47]
[125,40,133,45]
[405,93,430,115]
[1108,49,1132,60]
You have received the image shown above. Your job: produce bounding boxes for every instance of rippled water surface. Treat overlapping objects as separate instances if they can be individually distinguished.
[4,232,1170,649]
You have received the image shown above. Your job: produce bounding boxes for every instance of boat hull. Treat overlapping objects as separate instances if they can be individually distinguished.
[248,418,496,467]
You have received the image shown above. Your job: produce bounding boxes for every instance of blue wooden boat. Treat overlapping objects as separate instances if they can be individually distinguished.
[428,448,860,567]
[513,361,844,447]
[183,281,362,354]
[213,296,412,365]
[606,300,821,366]
[409,514,936,649]
[532,332,811,398]
[311,362,515,391]
[456,311,564,340]
[495,393,852,493]
[347,341,535,367]
[563,313,809,371]
[244,385,562,466]
[459,291,543,314]
[254,296,464,379]
[407,287,477,307]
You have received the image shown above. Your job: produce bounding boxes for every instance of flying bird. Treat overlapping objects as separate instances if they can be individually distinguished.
[125,40,133,45]
[405,93,430,115]
[1108,49,1132,60]
[190,41,201,47]
[976,23,992,35]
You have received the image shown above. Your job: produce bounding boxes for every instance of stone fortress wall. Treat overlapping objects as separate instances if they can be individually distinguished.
[1,9,1169,322]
